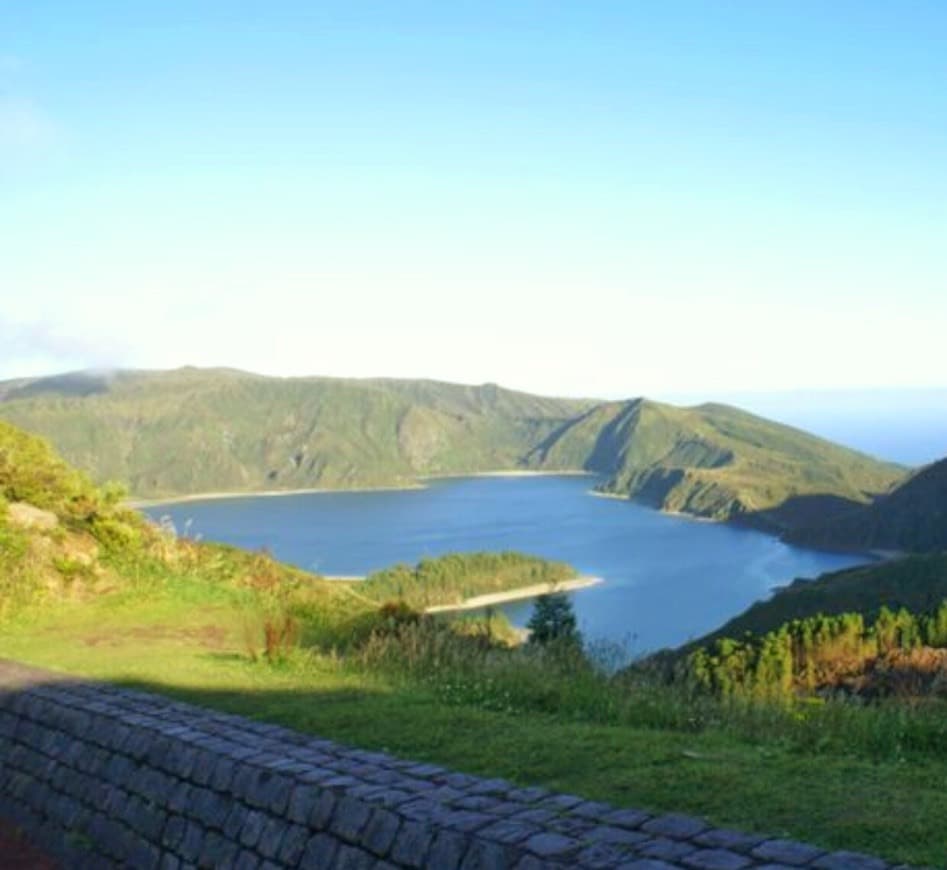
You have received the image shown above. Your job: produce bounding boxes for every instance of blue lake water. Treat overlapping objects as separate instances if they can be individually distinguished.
[143,476,867,655]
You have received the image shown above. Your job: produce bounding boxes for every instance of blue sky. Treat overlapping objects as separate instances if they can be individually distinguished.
[2,1,945,399]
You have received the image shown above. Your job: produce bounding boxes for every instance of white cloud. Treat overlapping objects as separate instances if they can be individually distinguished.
[0,319,132,379]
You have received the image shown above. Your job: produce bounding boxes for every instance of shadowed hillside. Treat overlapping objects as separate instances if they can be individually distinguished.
[787,458,947,553]
[0,368,904,533]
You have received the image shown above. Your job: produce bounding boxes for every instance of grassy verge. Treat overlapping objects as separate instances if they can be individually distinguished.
[2,581,946,865]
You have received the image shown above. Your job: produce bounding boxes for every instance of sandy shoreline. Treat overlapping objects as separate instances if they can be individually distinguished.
[424,575,603,614]
[126,470,591,508]
[420,470,591,481]
[126,483,426,508]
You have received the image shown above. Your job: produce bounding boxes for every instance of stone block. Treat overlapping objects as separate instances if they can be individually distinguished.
[641,813,708,840]
[752,839,827,866]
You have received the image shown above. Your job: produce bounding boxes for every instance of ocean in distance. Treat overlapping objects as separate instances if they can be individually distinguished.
[144,475,867,655]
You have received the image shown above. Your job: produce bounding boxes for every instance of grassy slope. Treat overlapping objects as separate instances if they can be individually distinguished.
[0,369,905,536]
[584,401,904,530]
[2,420,947,863]
[2,587,946,865]
[676,554,947,653]
[788,458,947,553]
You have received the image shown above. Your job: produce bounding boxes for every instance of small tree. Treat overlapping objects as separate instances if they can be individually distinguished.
[527,592,581,648]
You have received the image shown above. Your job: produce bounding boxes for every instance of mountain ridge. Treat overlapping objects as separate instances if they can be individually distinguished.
[0,368,906,535]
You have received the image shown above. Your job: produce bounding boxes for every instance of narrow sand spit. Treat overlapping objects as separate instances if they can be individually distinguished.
[424,575,603,614]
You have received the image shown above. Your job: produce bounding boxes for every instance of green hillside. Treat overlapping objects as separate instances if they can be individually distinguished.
[0,368,905,533]
[0,368,593,497]
[677,554,947,653]
[788,458,947,553]
[534,398,905,531]
[4,418,947,863]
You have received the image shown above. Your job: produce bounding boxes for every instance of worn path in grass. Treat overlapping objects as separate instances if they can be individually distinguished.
[1,588,945,866]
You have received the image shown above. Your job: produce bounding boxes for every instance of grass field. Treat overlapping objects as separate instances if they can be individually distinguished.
[3,577,946,866]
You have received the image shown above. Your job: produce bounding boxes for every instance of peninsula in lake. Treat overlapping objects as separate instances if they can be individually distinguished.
[0,367,905,536]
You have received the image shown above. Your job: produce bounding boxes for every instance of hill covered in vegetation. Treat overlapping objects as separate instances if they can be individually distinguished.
[0,368,905,534]
[788,458,947,553]
[674,554,947,654]
[0,419,569,630]
[3,419,947,864]
[678,554,947,701]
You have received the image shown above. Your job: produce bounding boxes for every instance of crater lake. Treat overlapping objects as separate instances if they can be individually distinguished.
[143,475,867,655]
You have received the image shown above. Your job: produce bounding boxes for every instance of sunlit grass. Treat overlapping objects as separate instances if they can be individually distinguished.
[3,583,947,865]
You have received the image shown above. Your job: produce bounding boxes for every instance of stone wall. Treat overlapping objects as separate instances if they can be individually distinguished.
[0,659,901,869]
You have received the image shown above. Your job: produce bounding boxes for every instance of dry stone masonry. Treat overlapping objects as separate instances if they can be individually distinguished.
[0,659,915,869]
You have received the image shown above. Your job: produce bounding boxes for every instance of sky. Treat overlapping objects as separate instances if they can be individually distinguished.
[2,1,946,401]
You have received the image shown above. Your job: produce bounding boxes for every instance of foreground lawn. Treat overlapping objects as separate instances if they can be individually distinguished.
[3,587,946,866]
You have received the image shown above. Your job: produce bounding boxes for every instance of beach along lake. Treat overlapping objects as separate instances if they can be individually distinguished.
[143,475,866,655]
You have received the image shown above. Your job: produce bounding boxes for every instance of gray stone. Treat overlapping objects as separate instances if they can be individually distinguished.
[571,800,613,820]
[579,842,641,869]
[198,831,239,868]
[222,804,250,841]
[616,862,681,870]
[390,820,435,868]
[191,787,230,831]
[459,837,519,870]
[694,829,764,851]
[427,829,470,870]
[277,823,310,865]
[335,844,376,870]
[159,853,182,870]
[638,837,698,860]
[813,853,889,870]
[209,757,237,792]
[752,839,828,866]
[602,808,652,830]
[301,832,339,867]
[441,810,493,834]
[515,857,563,870]
[309,790,338,830]
[330,794,373,842]
[128,840,162,870]
[238,810,268,849]
[286,784,320,824]
[586,825,650,847]
[233,849,260,870]
[524,831,580,858]
[362,808,401,857]
[162,814,188,851]
[257,815,289,860]
[681,849,754,870]
[511,807,556,826]
[478,819,540,845]
[641,813,709,840]
[179,821,208,863]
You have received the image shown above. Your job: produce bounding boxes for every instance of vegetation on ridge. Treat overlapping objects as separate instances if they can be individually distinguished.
[0,367,905,536]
